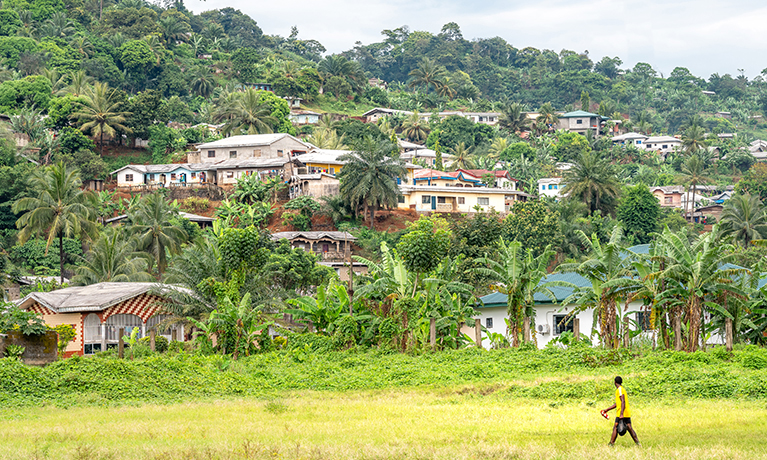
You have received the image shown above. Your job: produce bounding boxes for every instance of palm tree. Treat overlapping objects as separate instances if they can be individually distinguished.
[218,89,276,135]
[106,32,126,50]
[435,77,457,99]
[474,239,556,347]
[448,142,475,170]
[408,58,447,92]
[12,162,97,284]
[401,111,429,142]
[305,128,348,150]
[681,125,707,154]
[190,67,216,98]
[488,137,509,161]
[71,227,153,285]
[720,193,767,247]
[71,82,131,155]
[499,102,530,134]
[143,34,165,65]
[559,228,638,348]
[318,55,366,92]
[158,16,190,45]
[679,154,710,221]
[562,150,621,215]
[62,70,92,96]
[70,36,94,59]
[338,137,406,229]
[38,12,74,39]
[535,103,558,133]
[128,192,188,278]
[189,34,206,57]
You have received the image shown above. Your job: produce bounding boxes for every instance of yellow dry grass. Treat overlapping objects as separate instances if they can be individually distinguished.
[2,390,766,459]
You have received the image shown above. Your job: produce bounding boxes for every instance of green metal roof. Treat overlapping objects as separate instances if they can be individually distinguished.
[560,110,599,118]
[478,272,591,308]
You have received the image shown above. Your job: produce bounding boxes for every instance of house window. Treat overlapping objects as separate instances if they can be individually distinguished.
[554,314,574,335]
[278,150,284,157]
[636,311,652,331]
[664,197,673,204]
[437,197,447,204]
[662,145,668,149]
[542,185,546,190]
[125,174,133,182]
[636,141,642,145]
[422,195,431,204]
[397,196,405,203]
[83,313,102,355]
[226,172,234,178]
[477,197,489,206]
[330,168,335,175]
[486,317,493,328]
[457,197,465,205]
[207,150,215,158]
[548,184,553,190]
[230,151,237,158]
[553,185,558,190]
[576,119,583,124]
[396,177,402,185]
[170,174,177,180]
[191,172,196,178]
[105,314,143,342]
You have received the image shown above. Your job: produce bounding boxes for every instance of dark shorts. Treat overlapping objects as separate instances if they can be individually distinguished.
[614,417,632,425]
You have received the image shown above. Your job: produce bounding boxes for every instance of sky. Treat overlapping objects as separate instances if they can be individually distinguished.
[185,0,767,80]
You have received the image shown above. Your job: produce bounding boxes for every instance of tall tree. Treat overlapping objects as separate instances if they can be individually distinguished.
[563,150,621,215]
[71,227,153,285]
[679,154,710,221]
[474,239,555,347]
[681,125,707,154]
[559,228,637,348]
[401,111,429,142]
[498,102,530,134]
[448,142,475,170]
[408,58,447,92]
[338,137,406,229]
[71,82,131,155]
[218,88,277,135]
[616,184,660,244]
[128,192,188,278]
[12,162,97,284]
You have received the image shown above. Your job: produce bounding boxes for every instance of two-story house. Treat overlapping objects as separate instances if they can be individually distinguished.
[557,110,608,137]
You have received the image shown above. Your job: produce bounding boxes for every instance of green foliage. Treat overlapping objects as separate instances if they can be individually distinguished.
[554,131,591,162]
[53,324,75,357]
[283,196,321,230]
[231,48,262,83]
[3,344,25,359]
[263,239,335,292]
[397,215,451,275]
[0,305,47,336]
[617,184,660,244]
[139,335,169,353]
[735,163,767,201]
[119,40,155,74]
[0,10,22,36]
[502,201,560,256]
[147,124,186,164]
[218,226,274,274]
[0,75,52,113]
[9,237,82,272]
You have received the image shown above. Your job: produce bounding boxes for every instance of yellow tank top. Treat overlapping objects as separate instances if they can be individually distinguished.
[615,385,631,417]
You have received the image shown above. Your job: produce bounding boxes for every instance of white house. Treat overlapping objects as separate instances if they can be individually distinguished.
[538,177,564,198]
[642,136,682,156]
[611,132,648,147]
[289,110,320,125]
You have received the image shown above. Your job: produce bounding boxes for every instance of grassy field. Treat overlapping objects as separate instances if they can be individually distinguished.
[2,390,765,460]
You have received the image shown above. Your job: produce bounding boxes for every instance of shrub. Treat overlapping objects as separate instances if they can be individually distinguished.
[138,335,169,353]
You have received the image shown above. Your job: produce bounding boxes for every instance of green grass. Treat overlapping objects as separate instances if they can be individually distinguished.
[1,392,765,459]
[3,346,767,458]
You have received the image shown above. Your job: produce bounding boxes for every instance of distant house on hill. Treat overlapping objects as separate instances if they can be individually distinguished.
[557,110,608,137]
[188,134,311,164]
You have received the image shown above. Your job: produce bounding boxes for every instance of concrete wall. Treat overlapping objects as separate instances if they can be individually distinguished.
[0,330,58,365]
[39,312,83,355]
[399,189,507,213]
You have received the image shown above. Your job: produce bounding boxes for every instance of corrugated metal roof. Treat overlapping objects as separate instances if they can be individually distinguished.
[196,134,309,150]
[271,231,356,242]
[17,282,192,313]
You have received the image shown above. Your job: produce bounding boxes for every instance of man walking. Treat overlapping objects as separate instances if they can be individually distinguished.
[601,376,640,446]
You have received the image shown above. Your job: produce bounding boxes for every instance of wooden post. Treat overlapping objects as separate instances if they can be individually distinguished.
[523,317,530,343]
[725,317,733,352]
[118,327,125,359]
[429,318,436,350]
[474,318,482,348]
[150,329,156,352]
[622,317,630,348]
[573,318,580,340]
[171,329,177,342]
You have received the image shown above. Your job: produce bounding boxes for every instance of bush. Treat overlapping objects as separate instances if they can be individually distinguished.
[138,335,169,353]
[739,346,767,370]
